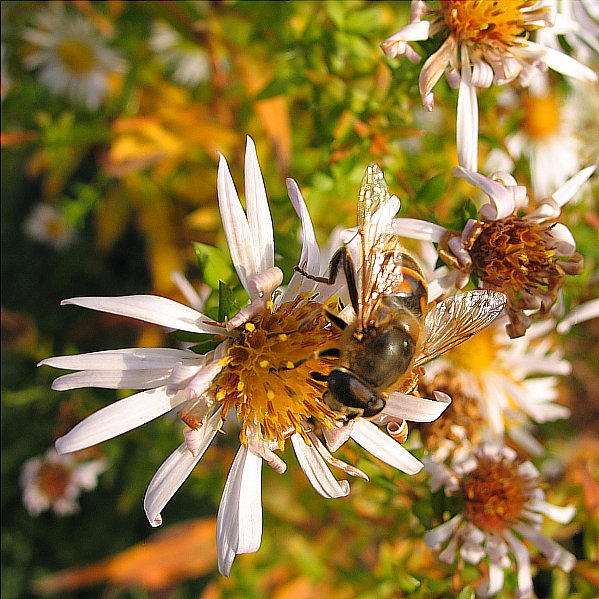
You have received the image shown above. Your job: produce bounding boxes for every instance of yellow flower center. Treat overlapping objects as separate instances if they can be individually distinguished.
[44,216,68,240]
[38,463,71,500]
[56,39,96,75]
[461,455,533,532]
[440,0,546,47]
[521,92,561,140]
[444,326,497,374]
[210,298,340,448]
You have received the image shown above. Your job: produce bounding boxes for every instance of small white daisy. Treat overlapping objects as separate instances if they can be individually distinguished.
[392,165,596,337]
[22,3,125,110]
[23,203,76,250]
[40,137,450,576]
[149,21,210,87]
[421,317,571,457]
[20,448,106,517]
[381,0,597,171]
[424,443,576,598]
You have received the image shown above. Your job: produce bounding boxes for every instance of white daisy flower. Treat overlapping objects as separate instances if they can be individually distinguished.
[149,21,211,88]
[421,317,571,457]
[501,73,585,200]
[535,0,599,64]
[392,165,596,337]
[424,444,576,598]
[20,448,106,517]
[380,0,597,171]
[40,137,450,576]
[22,3,125,110]
[23,203,76,250]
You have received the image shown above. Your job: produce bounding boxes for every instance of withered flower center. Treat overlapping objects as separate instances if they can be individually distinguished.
[461,455,532,532]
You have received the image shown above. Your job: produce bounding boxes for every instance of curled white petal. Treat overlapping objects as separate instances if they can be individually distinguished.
[290,433,350,498]
[453,167,514,220]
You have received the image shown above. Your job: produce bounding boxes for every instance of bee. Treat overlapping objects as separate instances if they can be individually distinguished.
[294,163,506,422]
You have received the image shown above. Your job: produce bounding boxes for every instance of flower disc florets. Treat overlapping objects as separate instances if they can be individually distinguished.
[468,214,582,336]
[439,0,550,48]
[210,297,340,449]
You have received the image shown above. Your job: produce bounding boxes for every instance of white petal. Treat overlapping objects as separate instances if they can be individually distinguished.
[216,446,263,576]
[453,167,514,220]
[550,223,577,256]
[557,298,599,334]
[552,166,596,207]
[514,523,576,572]
[55,387,186,454]
[390,218,446,242]
[350,418,423,474]
[384,391,451,422]
[503,530,533,598]
[291,434,350,498]
[144,410,221,526]
[39,348,194,370]
[51,369,171,390]
[245,136,274,273]
[61,296,220,334]
[217,152,256,292]
[478,561,505,597]
[282,178,321,302]
[532,501,576,524]
[524,41,598,81]
[424,514,462,548]
[457,62,479,172]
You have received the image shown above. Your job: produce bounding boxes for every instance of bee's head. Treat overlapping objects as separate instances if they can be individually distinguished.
[325,368,386,419]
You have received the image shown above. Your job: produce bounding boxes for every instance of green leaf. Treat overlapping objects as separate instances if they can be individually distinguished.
[417,174,447,206]
[194,242,235,290]
[218,281,247,323]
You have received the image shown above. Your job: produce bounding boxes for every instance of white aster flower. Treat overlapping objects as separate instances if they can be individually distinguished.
[502,73,593,200]
[392,165,596,337]
[40,137,450,576]
[20,448,106,517]
[421,317,571,457]
[149,21,211,87]
[23,203,76,250]
[22,3,125,110]
[381,0,597,171]
[535,0,599,64]
[424,444,576,598]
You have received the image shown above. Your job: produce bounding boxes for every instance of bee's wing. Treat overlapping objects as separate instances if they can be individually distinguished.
[357,163,402,325]
[414,290,506,367]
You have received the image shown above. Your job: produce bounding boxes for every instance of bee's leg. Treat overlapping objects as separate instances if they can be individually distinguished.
[324,308,348,331]
[295,247,360,315]
[275,347,341,372]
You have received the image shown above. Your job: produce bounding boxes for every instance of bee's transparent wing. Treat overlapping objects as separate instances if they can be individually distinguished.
[415,290,507,366]
[357,163,402,325]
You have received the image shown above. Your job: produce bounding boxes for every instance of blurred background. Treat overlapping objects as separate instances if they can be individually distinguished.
[1,1,598,598]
